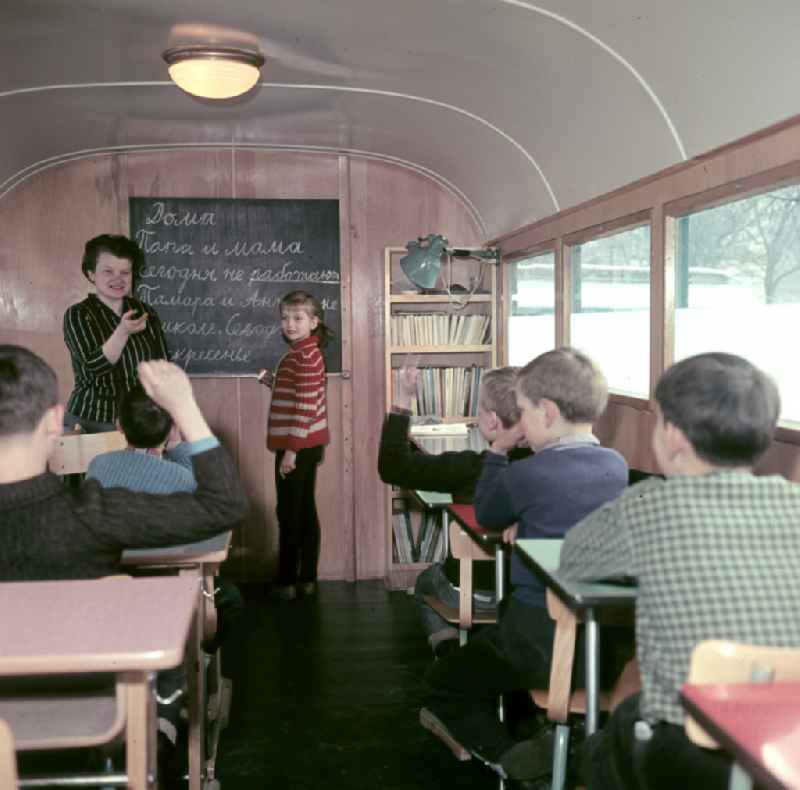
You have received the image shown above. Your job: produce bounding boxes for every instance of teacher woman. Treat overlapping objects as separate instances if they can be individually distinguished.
[63,234,168,433]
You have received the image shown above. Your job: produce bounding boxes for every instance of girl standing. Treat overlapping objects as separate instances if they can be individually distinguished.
[261,290,331,600]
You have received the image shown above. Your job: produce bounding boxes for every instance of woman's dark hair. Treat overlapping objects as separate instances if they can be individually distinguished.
[655,352,780,467]
[82,234,146,288]
[118,385,173,449]
[279,290,335,348]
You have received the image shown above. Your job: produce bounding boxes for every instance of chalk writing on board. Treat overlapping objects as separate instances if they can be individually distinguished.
[129,197,341,375]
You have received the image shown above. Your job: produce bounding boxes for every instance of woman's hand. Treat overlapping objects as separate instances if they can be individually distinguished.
[280,450,297,477]
[120,309,148,336]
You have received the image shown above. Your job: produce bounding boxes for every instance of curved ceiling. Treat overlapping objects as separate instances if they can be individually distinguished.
[2,0,799,239]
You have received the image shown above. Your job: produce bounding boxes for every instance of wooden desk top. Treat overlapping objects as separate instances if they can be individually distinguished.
[516,538,637,608]
[681,681,800,790]
[448,503,503,547]
[0,576,198,676]
[121,531,231,568]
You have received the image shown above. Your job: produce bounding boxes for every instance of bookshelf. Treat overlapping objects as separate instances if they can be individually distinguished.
[383,245,498,589]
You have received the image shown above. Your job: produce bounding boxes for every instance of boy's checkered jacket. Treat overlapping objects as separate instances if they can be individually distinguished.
[559,472,800,725]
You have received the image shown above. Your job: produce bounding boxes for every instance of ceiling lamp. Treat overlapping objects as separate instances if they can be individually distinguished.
[162,45,265,99]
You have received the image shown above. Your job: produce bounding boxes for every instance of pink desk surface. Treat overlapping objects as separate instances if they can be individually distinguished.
[121,530,231,567]
[681,681,800,790]
[448,503,502,545]
[0,576,198,676]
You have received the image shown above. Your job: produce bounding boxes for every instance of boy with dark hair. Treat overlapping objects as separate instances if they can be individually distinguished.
[87,385,195,493]
[0,345,248,581]
[559,352,800,790]
[86,382,244,779]
[422,348,630,786]
[378,365,526,655]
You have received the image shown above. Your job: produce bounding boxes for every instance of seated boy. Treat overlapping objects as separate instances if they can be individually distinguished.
[87,385,244,666]
[378,365,527,656]
[422,347,631,786]
[559,352,800,790]
[86,384,244,778]
[0,345,249,580]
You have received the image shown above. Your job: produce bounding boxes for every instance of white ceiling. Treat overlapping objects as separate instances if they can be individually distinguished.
[2,0,799,239]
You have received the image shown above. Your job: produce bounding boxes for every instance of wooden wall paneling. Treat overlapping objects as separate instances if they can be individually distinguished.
[649,205,665,400]
[0,156,128,403]
[233,151,340,199]
[337,155,356,581]
[348,157,384,580]
[594,401,658,474]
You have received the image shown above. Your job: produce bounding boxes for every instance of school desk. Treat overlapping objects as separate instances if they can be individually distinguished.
[515,538,637,735]
[122,531,232,790]
[447,502,508,604]
[681,681,800,790]
[0,575,198,789]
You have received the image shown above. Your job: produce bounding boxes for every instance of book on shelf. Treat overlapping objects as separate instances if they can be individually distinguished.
[392,366,484,419]
[391,509,447,564]
[390,313,490,346]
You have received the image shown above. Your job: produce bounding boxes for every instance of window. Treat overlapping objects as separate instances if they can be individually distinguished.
[673,183,800,422]
[570,225,651,397]
[507,251,555,366]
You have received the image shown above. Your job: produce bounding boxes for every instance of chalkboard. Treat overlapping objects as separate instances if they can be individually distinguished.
[128,197,341,375]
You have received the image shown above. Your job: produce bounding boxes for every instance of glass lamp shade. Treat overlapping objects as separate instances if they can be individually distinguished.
[163,47,264,99]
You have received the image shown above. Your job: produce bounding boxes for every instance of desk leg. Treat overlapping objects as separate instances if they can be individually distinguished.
[125,671,156,790]
[494,545,506,725]
[442,510,450,557]
[181,568,205,790]
[585,608,599,735]
[494,545,506,603]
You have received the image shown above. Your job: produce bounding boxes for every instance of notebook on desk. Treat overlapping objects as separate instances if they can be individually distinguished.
[410,422,469,436]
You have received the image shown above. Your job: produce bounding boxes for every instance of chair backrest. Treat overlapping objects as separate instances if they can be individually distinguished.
[0,718,17,788]
[686,639,800,748]
[48,431,127,475]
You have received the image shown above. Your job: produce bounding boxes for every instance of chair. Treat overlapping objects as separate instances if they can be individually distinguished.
[422,521,497,644]
[685,639,800,790]
[530,590,640,790]
[0,719,18,789]
[48,430,127,475]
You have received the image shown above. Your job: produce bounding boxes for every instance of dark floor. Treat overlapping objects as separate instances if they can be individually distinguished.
[216,580,497,790]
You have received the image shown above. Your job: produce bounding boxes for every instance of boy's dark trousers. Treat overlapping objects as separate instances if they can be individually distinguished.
[274,445,324,585]
[424,596,635,764]
[580,692,731,790]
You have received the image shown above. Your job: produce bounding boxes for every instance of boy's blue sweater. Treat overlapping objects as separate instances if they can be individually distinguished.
[475,439,628,607]
[87,442,200,494]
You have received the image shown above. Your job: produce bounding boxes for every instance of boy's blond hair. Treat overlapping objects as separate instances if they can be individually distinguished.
[516,348,608,423]
[479,366,520,428]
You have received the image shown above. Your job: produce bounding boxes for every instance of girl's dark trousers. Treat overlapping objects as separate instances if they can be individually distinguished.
[274,445,324,585]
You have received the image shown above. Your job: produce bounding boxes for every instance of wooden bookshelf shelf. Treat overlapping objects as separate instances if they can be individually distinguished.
[389,293,493,303]
[383,245,498,589]
[389,345,493,354]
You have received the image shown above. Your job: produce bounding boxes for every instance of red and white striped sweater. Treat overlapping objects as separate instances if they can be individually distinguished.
[267,335,330,452]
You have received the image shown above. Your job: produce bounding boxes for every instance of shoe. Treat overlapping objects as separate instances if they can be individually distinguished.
[499,726,555,781]
[299,581,317,596]
[270,584,296,601]
[419,707,471,761]
[433,637,459,660]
